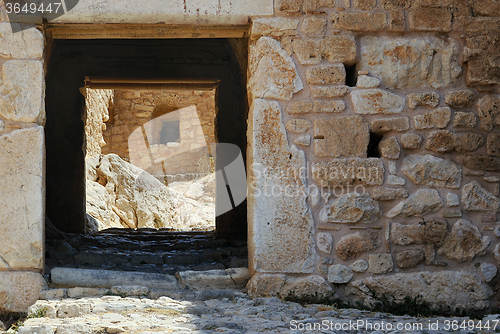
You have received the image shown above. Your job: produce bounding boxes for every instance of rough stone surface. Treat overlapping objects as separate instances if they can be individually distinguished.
[0,272,45,312]
[0,23,44,59]
[316,232,333,254]
[351,89,405,115]
[480,263,498,282]
[248,99,317,273]
[328,264,353,284]
[312,158,384,187]
[368,254,393,274]
[349,260,369,273]
[395,249,424,268]
[356,75,380,88]
[251,17,300,39]
[311,85,349,98]
[372,187,408,201]
[285,119,312,133]
[320,193,381,224]
[401,154,462,189]
[294,134,310,147]
[292,38,323,65]
[477,95,500,131]
[378,136,400,159]
[360,36,461,89]
[176,268,250,291]
[487,133,500,157]
[331,12,387,31]
[0,127,44,269]
[438,219,490,262]
[349,271,492,311]
[371,117,409,133]
[414,107,451,130]
[453,111,477,128]
[323,35,357,65]
[401,133,422,149]
[313,116,369,158]
[284,275,333,299]
[335,232,380,261]
[445,90,477,109]
[408,7,452,32]
[391,220,448,246]
[407,92,440,110]
[249,37,303,100]
[246,274,286,298]
[447,193,460,207]
[425,130,484,153]
[287,100,345,114]
[464,155,500,171]
[300,16,327,37]
[387,189,443,218]
[387,175,406,186]
[462,181,500,212]
[0,60,44,122]
[306,64,345,85]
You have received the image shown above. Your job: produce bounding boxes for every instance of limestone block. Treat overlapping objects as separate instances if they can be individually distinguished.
[312,158,384,187]
[176,268,250,290]
[249,37,303,101]
[0,272,45,312]
[488,134,500,157]
[328,264,353,284]
[251,18,300,39]
[391,220,448,246]
[331,12,387,31]
[275,0,302,12]
[387,175,405,186]
[387,10,406,31]
[294,135,311,147]
[407,92,440,110]
[316,232,333,254]
[401,133,422,149]
[349,271,492,311]
[335,232,380,261]
[300,16,327,37]
[372,187,408,201]
[311,85,349,99]
[248,99,317,273]
[414,107,451,130]
[349,260,368,273]
[0,60,44,122]
[246,274,287,298]
[480,263,497,282]
[472,0,500,16]
[320,193,381,224]
[378,136,400,160]
[323,35,357,65]
[381,0,412,10]
[351,89,405,115]
[462,181,500,212]
[387,189,443,218]
[287,100,345,114]
[453,112,477,128]
[445,90,477,109]
[438,219,490,262]
[360,36,461,89]
[395,250,425,268]
[401,154,461,189]
[0,127,44,269]
[356,75,380,88]
[0,23,44,59]
[306,64,346,85]
[370,117,409,133]
[477,95,500,131]
[425,130,484,153]
[285,119,312,134]
[354,0,377,10]
[464,155,500,171]
[313,116,369,158]
[447,193,460,207]
[408,7,452,32]
[292,38,323,65]
[368,254,393,274]
[284,275,333,299]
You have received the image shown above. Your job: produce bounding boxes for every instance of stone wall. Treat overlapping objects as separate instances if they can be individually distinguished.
[247,0,500,312]
[100,89,216,176]
[85,89,113,158]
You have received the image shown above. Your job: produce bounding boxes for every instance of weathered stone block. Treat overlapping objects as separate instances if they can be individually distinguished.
[488,134,500,157]
[248,99,317,273]
[477,95,500,131]
[445,90,477,109]
[472,0,500,16]
[0,60,44,123]
[249,37,303,101]
[287,100,345,114]
[312,158,384,187]
[356,75,381,89]
[438,219,490,262]
[462,181,500,212]
[351,89,405,115]
[368,254,393,274]
[316,232,333,254]
[387,175,405,186]
[372,187,408,201]
[328,264,353,284]
[294,135,311,147]
[286,119,312,133]
[246,274,286,298]
[306,64,346,85]
[464,155,500,171]
[292,38,323,65]
[0,23,44,59]
[335,232,380,261]
[381,0,412,10]
[407,92,440,110]
[353,0,377,10]
[395,250,424,268]
[401,133,422,149]
[387,189,443,218]
[311,85,349,99]
[314,116,369,158]
[414,107,451,130]
[323,35,357,65]
[408,7,452,32]
[251,18,300,39]
[360,36,461,89]
[320,193,381,224]
[453,112,477,128]
[401,154,461,189]
[391,220,448,246]
[447,193,460,207]
[387,10,406,31]
[283,275,334,300]
[425,130,484,153]
[0,272,45,313]
[331,12,387,31]
[300,16,327,37]
[480,263,497,283]
[371,117,409,133]
[350,260,369,273]
[0,127,44,270]
[275,0,302,12]
[378,136,400,160]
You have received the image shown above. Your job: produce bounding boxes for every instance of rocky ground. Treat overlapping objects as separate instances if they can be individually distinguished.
[2,289,500,334]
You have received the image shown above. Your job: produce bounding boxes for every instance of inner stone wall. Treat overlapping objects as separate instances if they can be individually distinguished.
[247,0,500,312]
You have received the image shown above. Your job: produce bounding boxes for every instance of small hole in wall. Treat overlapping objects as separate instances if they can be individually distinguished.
[345,64,358,87]
[367,132,383,158]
